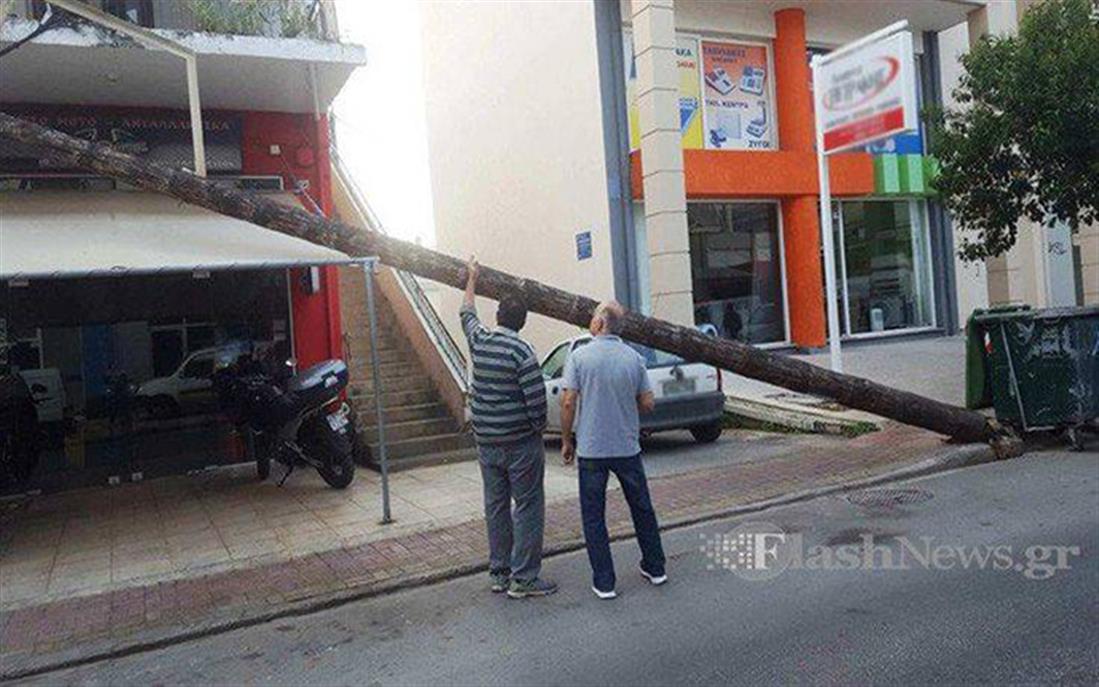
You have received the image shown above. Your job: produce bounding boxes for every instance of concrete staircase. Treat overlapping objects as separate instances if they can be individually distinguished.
[331,150,474,471]
[340,278,474,471]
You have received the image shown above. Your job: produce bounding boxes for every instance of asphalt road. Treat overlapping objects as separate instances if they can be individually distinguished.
[552,428,851,479]
[21,449,1098,686]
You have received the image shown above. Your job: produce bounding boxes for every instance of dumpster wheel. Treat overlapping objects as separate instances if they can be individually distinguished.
[1066,424,1097,452]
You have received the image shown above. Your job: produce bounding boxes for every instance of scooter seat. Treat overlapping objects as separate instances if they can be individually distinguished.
[287,360,349,411]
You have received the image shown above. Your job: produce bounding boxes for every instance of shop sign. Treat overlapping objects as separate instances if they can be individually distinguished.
[0,105,242,172]
[701,40,774,151]
[813,32,917,153]
[807,46,923,155]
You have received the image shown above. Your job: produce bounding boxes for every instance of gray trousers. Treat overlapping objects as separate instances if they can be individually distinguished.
[477,433,546,582]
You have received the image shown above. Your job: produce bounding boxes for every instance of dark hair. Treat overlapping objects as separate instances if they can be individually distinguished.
[496,293,528,332]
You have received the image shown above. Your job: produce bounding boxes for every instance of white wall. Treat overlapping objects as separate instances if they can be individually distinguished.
[938,21,989,324]
[634,0,977,48]
[420,0,617,358]
[1078,222,1099,306]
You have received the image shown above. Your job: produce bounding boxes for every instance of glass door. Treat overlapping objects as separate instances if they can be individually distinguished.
[687,202,787,344]
[835,200,936,335]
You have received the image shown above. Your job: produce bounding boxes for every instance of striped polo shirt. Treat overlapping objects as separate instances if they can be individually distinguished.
[460,305,547,445]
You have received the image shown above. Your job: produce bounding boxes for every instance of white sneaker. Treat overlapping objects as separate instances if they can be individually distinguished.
[639,565,667,586]
[591,586,618,600]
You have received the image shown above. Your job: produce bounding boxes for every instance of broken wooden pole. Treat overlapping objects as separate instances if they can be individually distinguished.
[0,112,1008,447]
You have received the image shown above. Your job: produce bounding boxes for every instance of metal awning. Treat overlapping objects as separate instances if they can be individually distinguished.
[0,190,355,280]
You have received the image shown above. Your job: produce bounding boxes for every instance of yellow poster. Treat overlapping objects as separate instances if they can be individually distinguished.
[677,36,703,149]
[625,31,640,150]
[624,33,703,150]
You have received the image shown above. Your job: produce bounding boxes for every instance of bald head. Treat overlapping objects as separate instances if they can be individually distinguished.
[590,300,626,336]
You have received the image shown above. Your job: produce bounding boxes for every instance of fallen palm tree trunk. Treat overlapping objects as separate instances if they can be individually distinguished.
[0,112,1009,448]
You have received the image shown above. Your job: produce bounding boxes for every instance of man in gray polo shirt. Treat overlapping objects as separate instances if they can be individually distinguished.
[561,301,667,599]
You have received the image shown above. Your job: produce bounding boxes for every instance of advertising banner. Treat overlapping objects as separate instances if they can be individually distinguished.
[624,33,704,150]
[625,31,639,149]
[701,40,774,151]
[813,32,917,154]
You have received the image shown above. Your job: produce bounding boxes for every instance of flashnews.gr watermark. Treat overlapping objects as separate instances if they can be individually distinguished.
[701,521,1082,581]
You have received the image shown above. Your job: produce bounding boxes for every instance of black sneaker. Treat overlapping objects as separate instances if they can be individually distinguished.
[490,571,510,593]
[507,578,558,599]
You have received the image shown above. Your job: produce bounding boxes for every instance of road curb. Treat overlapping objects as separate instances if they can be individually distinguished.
[0,441,1001,681]
[724,395,880,437]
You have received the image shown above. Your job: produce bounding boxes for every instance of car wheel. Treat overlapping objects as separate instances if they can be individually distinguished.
[690,421,723,444]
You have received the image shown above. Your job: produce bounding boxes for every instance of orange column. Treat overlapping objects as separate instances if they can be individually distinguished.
[774,8,826,348]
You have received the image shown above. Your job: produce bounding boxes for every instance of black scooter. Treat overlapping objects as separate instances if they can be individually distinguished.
[214,351,355,489]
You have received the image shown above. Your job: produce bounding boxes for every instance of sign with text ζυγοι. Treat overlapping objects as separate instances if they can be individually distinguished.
[814,32,917,154]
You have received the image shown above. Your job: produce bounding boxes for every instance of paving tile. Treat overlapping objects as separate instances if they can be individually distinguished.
[47,567,112,596]
[112,558,174,583]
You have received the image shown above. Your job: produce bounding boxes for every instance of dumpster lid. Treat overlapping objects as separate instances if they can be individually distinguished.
[974,305,1099,323]
[1030,305,1099,320]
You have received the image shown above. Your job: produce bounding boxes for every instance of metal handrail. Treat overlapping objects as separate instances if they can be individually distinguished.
[330,146,469,390]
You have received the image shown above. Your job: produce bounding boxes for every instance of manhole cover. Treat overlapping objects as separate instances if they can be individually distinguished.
[846,488,933,507]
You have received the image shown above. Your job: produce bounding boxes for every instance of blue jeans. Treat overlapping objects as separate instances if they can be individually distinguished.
[579,455,665,592]
[477,434,546,582]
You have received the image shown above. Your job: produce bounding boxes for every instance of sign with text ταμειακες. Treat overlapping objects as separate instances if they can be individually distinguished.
[575,231,592,261]
[814,31,917,154]
[701,40,774,151]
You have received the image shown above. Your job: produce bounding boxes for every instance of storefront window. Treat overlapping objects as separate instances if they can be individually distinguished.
[688,202,786,344]
[0,271,291,494]
[837,200,935,334]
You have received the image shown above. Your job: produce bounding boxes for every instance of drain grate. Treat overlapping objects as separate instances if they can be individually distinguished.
[846,488,933,508]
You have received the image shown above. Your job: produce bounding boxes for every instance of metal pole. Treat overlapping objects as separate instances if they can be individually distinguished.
[811,57,844,373]
[363,259,392,523]
[185,57,207,177]
[48,0,207,176]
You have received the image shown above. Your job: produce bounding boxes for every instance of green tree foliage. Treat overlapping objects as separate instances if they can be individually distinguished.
[188,0,322,40]
[930,0,1099,261]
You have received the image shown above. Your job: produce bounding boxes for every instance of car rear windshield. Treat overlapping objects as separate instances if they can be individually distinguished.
[628,343,684,369]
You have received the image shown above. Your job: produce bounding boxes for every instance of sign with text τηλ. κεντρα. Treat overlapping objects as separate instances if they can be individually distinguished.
[814,31,917,154]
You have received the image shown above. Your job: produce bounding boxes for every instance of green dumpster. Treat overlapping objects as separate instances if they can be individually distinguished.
[973,305,1099,448]
[965,305,1031,410]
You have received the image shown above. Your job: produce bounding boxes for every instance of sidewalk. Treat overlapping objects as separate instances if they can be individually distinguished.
[724,335,970,431]
[0,423,989,678]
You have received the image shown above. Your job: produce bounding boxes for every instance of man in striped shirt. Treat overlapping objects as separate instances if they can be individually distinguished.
[460,257,556,599]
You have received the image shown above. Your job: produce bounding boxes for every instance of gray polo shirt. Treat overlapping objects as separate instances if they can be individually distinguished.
[561,335,652,459]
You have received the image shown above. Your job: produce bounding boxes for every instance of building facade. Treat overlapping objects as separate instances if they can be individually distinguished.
[421,0,1090,362]
[0,0,367,492]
